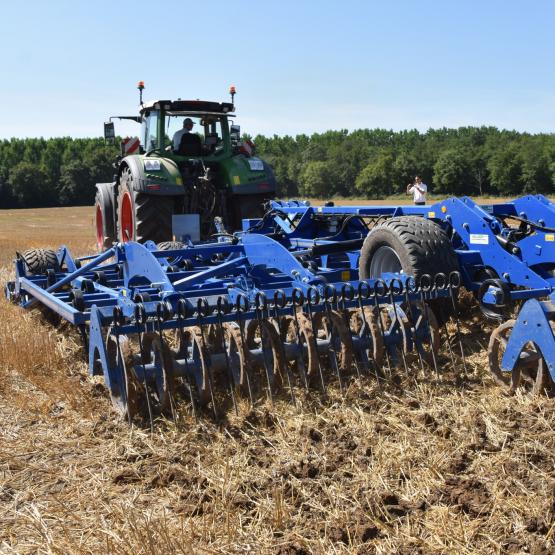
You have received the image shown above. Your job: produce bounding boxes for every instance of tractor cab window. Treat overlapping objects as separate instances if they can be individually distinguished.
[141,111,159,152]
[165,114,225,156]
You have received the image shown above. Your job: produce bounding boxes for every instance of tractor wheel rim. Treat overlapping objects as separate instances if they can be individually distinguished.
[95,204,104,250]
[120,191,134,242]
[369,246,403,277]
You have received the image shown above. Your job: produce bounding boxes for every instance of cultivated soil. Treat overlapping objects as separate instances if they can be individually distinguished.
[0,204,554,554]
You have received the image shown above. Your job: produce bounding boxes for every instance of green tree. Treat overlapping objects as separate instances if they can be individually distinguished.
[355,150,395,198]
[8,162,51,207]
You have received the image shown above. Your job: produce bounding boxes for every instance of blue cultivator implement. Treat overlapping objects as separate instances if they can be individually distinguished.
[6,194,555,421]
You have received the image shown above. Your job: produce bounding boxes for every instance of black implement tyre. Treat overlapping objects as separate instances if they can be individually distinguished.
[358,216,459,321]
[20,248,59,275]
[95,186,116,251]
[117,167,173,243]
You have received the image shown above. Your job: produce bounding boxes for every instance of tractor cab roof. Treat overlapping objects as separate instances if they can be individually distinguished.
[140,99,235,115]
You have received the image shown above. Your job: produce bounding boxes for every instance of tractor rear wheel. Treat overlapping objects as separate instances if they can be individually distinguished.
[95,189,116,251]
[117,167,173,243]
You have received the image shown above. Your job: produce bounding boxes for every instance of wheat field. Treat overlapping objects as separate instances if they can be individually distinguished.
[0,203,554,554]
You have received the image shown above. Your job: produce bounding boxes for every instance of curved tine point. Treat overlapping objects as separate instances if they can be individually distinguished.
[341,282,355,302]
[292,288,305,307]
[449,271,462,289]
[358,280,372,300]
[273,289,287,310]
[308,286,321,306]
[420,274,433,292]
[434,272,448,291]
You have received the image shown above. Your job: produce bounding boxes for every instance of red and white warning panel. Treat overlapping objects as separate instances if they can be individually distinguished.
[122,136,140,155]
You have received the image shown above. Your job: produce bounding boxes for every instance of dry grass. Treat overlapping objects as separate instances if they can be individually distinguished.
[1,205,554,554]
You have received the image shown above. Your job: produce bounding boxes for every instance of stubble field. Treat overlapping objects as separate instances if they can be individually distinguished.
[0,202,554,554]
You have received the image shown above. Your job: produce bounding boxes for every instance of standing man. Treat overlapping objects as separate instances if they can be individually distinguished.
[407,175,427,205]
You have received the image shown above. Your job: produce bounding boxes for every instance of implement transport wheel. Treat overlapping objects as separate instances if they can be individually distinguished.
[488,320,555,394]
[106,334,144,420]
[117,166,173,243]
[20,248,59,275]
[140,333,175,415]
[358,216,459,321]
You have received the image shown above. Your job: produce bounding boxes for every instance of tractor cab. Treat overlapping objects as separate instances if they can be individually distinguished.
[139,99,236,161]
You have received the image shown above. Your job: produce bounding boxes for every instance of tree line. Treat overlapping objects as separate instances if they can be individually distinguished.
[0,127,553,208]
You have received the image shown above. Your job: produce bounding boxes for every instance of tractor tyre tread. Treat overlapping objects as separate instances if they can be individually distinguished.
[21,248,59,275]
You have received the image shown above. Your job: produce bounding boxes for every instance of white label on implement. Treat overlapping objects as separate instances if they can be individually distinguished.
[469,233,489,245]
[248,157,264,171]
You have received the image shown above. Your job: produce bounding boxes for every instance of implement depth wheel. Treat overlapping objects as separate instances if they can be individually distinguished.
[20,248,59,275]
[117,167,173,243]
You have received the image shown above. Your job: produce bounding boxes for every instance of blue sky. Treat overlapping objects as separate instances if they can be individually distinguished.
[1,0,554,139]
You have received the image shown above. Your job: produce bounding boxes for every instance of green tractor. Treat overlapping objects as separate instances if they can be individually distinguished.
[95,83,276,249]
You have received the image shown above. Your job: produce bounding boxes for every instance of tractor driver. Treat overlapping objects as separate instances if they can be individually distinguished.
[173,117,202,155]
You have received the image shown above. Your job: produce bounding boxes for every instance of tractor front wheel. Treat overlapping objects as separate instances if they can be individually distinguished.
[117,167,173,243]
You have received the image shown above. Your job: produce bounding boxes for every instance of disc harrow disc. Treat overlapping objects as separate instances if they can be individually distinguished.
[177,327,212,406]
[222,322,250,389]
[106,334,144,420]
[246,319,286,389]
[140,332,175,415]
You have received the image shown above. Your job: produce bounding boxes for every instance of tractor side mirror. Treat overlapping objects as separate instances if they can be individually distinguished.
[104,121,115,145]
[230,124,241,146]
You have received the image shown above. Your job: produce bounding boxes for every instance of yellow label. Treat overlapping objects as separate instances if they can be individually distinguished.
[175,177,183,185]
[233,175,241,185]
[427,211,435,218]
[546,234,555,242]
[441,206,447,213]
[318,206,323,212]
[122,290,127,296]
[341,270,350,281]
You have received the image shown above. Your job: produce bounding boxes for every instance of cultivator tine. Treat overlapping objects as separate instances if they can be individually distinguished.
[197,299,218,420]
[402,278,426,376]
[372,281,393,377]
[216,297,238,416]
[254,292,274,406]
[273,290,297,408]
[291,288,310,391]
[340,283,363,380]
[305,290,327,396]
[176,299,198,420]
[417,275,440,377]
[156,301,177,421]
[134,303,155,431]
[357,281,382,385]
[235,294,255,407]
[113,306,133,426]
[321,285,345,396]
[388,282,410,377]
[448,271,467,374]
